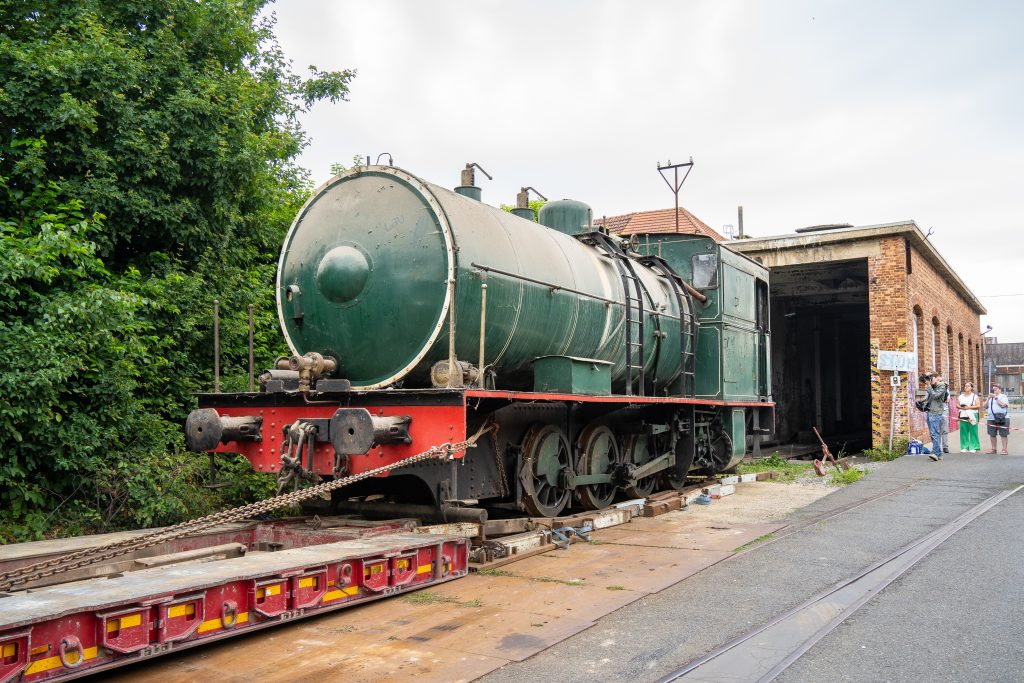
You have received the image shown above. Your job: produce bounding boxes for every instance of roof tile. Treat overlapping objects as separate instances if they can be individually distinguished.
[594,207,724,242]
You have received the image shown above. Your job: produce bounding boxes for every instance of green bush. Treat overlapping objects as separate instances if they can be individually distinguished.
[0,1,354,542]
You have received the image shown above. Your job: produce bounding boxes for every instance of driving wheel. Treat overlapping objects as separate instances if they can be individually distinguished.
[575,424,622,510]
[621,434,660,498]
[519,424,572,517]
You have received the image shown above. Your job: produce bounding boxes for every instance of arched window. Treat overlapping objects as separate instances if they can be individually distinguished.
[913,306,924,373]
[931,318,940,372]
[958,333,965,389]
[945,325,953,380]
[967,339,974,389]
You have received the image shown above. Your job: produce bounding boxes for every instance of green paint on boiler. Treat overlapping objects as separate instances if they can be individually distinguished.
[277,166,690,390]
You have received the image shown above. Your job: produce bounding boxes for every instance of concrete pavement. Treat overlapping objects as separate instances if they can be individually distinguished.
[479,433,1024,682]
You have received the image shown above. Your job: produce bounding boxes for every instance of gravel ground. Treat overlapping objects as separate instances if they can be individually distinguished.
[479,449,1024,682]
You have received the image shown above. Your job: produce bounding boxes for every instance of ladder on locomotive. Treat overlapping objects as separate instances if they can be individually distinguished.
[589,233,646,396]
[638,254,698,397]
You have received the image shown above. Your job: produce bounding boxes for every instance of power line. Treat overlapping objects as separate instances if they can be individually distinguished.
[978,293,1024,298]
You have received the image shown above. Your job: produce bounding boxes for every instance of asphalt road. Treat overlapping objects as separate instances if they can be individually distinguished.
[479,423,1023,682]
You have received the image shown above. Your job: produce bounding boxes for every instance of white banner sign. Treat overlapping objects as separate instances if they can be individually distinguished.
[877,350,917,372]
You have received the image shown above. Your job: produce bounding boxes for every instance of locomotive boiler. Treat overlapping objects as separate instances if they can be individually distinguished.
[187,164,774,518]
[277,165,692,393]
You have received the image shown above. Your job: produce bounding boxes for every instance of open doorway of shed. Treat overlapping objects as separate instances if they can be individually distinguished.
[769,259,871,453]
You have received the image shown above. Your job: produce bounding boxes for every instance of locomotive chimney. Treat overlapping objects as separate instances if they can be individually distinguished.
[455,162,492,201]
[511,186,547,221]
[737,205,745,239]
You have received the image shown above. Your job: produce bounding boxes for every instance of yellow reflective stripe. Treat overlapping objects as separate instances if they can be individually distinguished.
[322,586,359,602]
[197,611,249,634]
[167,603,196,619]
[256,584,282,599]
[417,564,432,575]
[30,645,49,656]
[106,613,143,632]
[1,643,16,657]
[24,647,99,675]
[298,577,317,589]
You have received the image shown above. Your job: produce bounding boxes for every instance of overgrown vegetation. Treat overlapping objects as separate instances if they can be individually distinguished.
[0,0,354,541]
[863,438,910,462]
[828,467,865,486]
[401,591,482,608]
[734,532,775,552]
[736,453,815,482]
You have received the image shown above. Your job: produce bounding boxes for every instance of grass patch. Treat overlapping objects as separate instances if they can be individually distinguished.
[476,568,514,577]
[519,574,585,587]
[864,437,909,462]
[734,532,775,552]
[474,567,585,587]
[737,453,815,482]
[401,591,482,608]
[829,467,865,486]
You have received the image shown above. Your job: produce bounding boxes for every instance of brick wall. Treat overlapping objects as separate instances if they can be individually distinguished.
[868,236,982,446]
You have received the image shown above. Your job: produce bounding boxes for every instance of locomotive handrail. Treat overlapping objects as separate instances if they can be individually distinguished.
[470,261,682,322]
[471,262,619,305]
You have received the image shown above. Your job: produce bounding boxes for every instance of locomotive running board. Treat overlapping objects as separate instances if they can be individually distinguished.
[0,533,469,683]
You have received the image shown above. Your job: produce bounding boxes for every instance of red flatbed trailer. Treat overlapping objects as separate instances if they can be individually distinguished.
[0,520,468,683]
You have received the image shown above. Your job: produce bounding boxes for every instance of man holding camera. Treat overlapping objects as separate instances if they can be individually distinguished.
[985,383,1010,455]
[923,373,949,461]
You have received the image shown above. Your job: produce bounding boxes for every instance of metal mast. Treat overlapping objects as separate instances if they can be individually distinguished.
[657,158,695,232]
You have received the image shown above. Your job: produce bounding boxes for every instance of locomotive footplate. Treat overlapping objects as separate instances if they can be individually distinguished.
[0,530,468,683]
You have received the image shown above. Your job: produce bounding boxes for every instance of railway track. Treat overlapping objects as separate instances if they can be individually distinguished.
[657,484,1024,682]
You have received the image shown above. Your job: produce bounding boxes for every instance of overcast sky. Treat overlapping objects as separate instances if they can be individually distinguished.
[270,0,1023,341]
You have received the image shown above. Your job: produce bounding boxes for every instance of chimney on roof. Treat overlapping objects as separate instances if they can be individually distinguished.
[737,206,745,239]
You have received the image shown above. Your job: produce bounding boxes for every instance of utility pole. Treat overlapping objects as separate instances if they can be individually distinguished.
[657,158,694,232]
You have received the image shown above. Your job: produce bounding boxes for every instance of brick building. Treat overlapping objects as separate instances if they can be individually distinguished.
[729,222,986,448]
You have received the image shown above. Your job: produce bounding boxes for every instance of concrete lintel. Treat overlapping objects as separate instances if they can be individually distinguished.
[741,241,879,268]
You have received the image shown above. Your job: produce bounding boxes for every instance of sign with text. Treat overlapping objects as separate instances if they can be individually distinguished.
[877,350,917,372]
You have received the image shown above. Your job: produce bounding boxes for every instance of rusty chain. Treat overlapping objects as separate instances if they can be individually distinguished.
[0,423,495,592]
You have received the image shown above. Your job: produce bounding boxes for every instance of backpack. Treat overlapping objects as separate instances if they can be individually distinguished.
[915,398,928,412]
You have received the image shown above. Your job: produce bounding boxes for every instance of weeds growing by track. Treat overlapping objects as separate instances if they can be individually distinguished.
[737,454,815,482]
[402,591,482,608]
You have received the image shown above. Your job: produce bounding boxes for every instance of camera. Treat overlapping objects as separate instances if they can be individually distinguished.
[919,373,933,383]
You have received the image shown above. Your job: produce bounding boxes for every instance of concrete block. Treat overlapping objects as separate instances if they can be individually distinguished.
[710,484,736,499]
[755,471,778,481]
[702,484,722,496]
[739,473,758,483]
[719,475,739,485]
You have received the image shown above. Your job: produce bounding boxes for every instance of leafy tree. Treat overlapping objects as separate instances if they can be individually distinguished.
[500,198,546,221]
[0,0,355,540]
[330,154,371,177]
